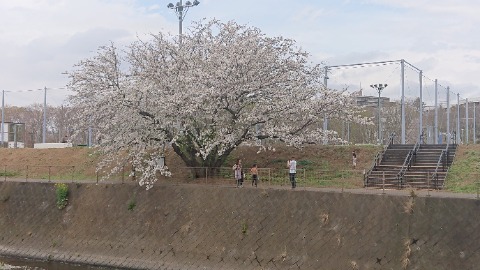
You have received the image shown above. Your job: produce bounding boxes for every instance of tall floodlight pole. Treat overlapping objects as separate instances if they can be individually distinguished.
[457,93,460,144]
[167,0,200,45]
[446,87,450,144]
[370,84,388,144]
[400,59,406,144]
[43,87,47,143]
[434,79,438,144]
[466,98,469,144]
[323,66,329,145]
[419,71,423,143]
[1,90,4,147]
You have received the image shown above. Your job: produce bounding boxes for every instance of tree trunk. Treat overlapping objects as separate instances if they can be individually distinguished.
[171,141,235,179]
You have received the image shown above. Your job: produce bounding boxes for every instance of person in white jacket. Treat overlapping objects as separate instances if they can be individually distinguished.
[233,159,243,188]
[287,157,297,189]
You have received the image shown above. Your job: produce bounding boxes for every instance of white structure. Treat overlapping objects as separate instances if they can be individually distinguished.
[1,122,25,148]
[34,143,73,149]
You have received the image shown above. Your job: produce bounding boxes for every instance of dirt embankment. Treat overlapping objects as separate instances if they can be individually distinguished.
[0,145,379,179]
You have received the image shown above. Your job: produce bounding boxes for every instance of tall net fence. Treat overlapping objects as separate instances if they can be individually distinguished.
[325,60,478,145]
[1,59,478,148]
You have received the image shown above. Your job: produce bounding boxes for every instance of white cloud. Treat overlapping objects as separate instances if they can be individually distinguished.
[0,0,479,106]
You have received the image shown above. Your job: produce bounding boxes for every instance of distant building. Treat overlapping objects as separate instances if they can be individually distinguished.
[355,95,390,107]
[0,122,25,148]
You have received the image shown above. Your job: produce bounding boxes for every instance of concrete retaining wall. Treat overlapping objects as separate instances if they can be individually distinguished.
[0,182,478,269]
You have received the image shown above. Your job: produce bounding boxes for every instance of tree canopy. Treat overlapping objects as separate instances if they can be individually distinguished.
[68,19,364,189]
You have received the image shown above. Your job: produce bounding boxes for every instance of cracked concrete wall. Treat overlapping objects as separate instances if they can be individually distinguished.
[0,182,478,269]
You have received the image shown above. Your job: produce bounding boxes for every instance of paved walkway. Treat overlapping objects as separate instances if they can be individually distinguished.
[2,176,479,200]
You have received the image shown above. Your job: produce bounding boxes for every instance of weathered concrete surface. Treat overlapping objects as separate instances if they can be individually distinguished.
[0,182,478,269]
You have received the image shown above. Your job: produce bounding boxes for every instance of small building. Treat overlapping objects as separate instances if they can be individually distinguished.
[0,122,26,148]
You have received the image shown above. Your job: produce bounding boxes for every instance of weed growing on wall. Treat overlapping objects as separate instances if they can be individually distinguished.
[127,200,136,211]
[55,183,68,210]
[241,221,248,234]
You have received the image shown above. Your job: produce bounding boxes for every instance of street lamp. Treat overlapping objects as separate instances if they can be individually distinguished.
[370,84,388,144]
[167,0,200,44]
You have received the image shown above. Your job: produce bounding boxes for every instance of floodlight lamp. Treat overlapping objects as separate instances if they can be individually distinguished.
[167,3,174,8]
[384,84,388,87]
[176,2,181,7]
[185,1,192,6]
[370,84,374,88]
[193,0,200,5]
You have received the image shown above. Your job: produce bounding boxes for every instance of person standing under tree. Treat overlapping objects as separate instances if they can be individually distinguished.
[250,164,258,187]
[233,159,243,188]
[287,157,297,189]
[352,150,357,169]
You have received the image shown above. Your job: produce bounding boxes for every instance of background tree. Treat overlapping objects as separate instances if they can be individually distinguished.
[67,19,365,189]
[3,104,75,147]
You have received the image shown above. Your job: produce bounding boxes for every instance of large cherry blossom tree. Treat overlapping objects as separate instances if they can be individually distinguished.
[68,19,364,189]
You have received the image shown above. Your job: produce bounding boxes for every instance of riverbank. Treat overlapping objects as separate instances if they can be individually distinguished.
[0,182,478,269]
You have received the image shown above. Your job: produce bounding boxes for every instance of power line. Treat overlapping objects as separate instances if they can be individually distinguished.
[327,59,400,70]
[2,87,68,93]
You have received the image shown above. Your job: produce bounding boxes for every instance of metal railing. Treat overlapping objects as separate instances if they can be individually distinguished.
[0,164,133,184]
[430,141,451,189]
[396,141,420,188]
[0,164,367,189]
[363,133,395,186]
[1,163,480,198]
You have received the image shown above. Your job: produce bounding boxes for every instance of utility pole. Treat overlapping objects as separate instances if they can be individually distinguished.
[419,70,423,143]
[323,66,329,145]
[434,79,438,144]
[446,87,450,144]
[43,87,47,143]
[1,90,4,148]
[466,98,469,144]
[457,93,460,144]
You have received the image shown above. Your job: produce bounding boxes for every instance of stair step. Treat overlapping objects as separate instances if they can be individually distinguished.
[365,143,457,190]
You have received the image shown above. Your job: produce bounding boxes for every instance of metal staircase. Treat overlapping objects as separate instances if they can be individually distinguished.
[364,143,457,189]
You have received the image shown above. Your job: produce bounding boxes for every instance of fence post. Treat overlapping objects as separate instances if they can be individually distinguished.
[382,171,385,194]
[3,165,6,182]
[427,171,430,197]
[96,171,99,184]
[205,167,208,185]
[363,169,366,188]
[72,166,75,183]
[122,166,125,184]
[26,165,28,182]
[268,168,271,186]
[477,176,479,200]
[48,166,51,182]
[303,168,306,190]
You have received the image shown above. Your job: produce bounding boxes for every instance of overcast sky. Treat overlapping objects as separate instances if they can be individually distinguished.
[1,0,479,106]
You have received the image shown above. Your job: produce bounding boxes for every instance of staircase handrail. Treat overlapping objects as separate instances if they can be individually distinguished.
[364,143,390,186]
[396,142,420,187]
[430,142,450,189]
[430,149,446,189]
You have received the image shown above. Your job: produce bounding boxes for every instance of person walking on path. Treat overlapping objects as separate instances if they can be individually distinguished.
[233,159,243,188]
[250,164,258,187]
[287,157,297,189]
[352,150,357,169]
